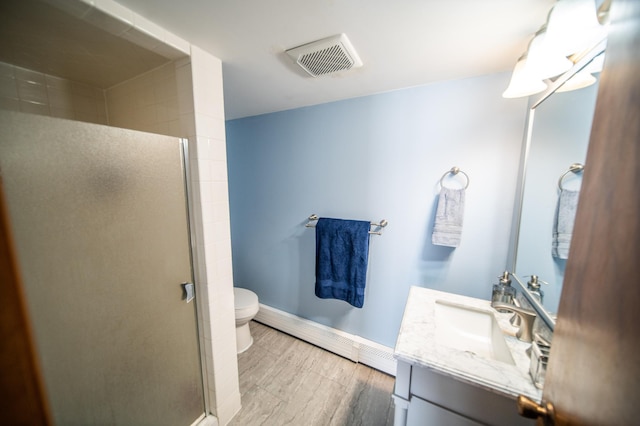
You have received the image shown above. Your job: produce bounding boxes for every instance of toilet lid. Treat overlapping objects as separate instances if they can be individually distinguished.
[234,287,258,310]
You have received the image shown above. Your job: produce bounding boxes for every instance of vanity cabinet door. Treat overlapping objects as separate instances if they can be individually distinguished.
[406,396,480,426]
[410,367,534,426]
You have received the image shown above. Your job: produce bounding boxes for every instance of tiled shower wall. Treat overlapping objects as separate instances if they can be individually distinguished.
[0,61,108,125]
[105,61,181,136]
[0,59,181,136]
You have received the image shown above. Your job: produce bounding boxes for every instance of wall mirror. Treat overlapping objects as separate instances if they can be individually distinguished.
[511,40,606,329]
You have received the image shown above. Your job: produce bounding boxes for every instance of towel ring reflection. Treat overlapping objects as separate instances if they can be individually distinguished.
[439,166,470,189]
[558,163,584,190]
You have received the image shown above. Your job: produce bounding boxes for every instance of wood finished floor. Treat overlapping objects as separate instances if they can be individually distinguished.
[230,321,395,426]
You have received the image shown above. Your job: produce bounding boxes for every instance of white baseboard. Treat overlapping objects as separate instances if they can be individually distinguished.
[254,303,397,376]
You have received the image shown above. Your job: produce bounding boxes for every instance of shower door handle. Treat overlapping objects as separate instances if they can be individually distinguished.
[181,282,195,303]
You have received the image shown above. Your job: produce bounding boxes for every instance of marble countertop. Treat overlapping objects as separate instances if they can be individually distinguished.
[394,286,542,401]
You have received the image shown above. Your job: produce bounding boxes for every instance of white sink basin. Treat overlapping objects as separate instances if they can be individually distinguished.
[434,300,515,365]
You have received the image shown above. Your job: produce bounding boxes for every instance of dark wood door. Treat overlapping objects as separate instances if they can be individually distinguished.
[537,0,640,424]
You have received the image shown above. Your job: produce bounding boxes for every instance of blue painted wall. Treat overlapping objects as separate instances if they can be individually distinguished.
[226,72,528,347]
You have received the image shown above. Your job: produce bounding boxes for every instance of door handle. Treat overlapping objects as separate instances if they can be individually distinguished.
[517,395,556,426]
[181,282,195,303]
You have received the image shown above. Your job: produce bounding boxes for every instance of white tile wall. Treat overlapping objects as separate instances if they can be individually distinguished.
[105,61,180,136]
[181,45,241,426]
[0,61,108,125]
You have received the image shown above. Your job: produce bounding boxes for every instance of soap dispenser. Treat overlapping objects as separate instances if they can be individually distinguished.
[526,275,547,304]
[492,271,516,312]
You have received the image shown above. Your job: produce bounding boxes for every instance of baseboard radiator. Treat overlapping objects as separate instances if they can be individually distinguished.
[254,303,397,376]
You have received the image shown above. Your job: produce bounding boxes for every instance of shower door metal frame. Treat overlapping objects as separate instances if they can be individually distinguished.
[180,138,213,420]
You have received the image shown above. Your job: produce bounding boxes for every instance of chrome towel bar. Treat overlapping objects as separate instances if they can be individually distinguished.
[305,214,388,235]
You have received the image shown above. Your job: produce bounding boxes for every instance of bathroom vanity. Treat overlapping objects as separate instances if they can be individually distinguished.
[392,287,540,426]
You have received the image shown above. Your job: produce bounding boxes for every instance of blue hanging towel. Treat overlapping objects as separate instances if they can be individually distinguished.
[315,218,371,308]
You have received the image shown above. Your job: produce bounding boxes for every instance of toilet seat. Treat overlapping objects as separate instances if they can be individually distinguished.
[234,287,259,319]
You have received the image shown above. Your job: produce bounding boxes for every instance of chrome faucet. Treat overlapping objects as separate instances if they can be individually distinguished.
[491,302,537,343]
[510,297,522,327]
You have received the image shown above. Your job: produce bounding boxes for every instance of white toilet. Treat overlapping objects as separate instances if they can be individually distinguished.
[233,287,259,353]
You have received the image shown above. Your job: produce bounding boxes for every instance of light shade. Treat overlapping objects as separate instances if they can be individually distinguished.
[544,0,607,56]
[525,26,573,80]
[503,54,547,98]
[556,70,597,92]
[556,51,605,93]
[586,51,606,74]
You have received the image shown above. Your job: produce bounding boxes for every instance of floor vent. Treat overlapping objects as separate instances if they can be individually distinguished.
[254,303,396,376]
[285,34,363,77]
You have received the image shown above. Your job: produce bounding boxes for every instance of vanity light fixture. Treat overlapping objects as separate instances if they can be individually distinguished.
[502,53,548,98]
[524,25,573,80]
[555,69,597,92]
[556,51,605,92]
[585,50,606,74]
[544,0,607,57]
[502,0,609,98]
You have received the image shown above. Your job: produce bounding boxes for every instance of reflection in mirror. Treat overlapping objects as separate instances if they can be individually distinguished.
[514,56,602,316]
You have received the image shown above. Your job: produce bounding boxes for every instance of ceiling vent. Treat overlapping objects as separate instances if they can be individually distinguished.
[286,34,363,77]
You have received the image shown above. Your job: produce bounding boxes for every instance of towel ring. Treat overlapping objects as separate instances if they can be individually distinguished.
[439,166,470,189]
[558,163,584,190]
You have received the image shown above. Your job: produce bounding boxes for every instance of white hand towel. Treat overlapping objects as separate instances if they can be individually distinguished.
[552,189,580,259]
[432,187,466,247]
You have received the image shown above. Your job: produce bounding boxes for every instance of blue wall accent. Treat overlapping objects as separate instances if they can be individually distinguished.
[226,72,528,347]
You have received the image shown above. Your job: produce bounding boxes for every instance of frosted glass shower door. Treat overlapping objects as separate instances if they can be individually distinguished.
[0,111,204,425]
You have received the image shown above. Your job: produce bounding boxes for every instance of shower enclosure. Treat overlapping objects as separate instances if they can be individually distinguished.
[0,111,204,425]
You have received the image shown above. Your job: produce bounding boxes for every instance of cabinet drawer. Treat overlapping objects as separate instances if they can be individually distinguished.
[410,367,534,426]
[406,395,480,426]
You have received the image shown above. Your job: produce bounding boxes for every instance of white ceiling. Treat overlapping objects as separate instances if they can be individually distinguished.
[112,0,555,119]
[1,0,557,120]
